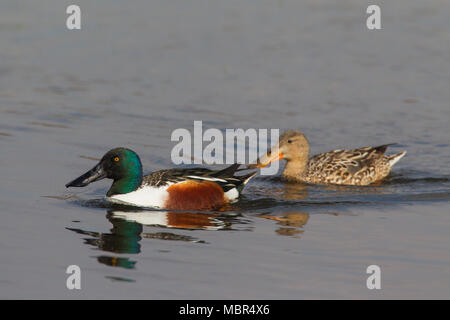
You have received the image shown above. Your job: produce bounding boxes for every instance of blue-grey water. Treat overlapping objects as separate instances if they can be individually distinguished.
[1,1,449,299]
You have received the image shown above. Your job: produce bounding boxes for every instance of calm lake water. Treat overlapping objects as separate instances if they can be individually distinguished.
[1,1,450,299]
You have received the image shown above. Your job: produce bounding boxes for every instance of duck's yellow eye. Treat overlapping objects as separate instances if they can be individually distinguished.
[114,157,120,162]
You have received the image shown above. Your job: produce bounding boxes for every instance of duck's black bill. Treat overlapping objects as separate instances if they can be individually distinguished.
[65,163,106,188]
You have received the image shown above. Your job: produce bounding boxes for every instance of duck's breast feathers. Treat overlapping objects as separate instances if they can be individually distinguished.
[107,184,170,208]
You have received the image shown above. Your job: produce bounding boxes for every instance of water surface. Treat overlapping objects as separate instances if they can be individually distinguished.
[1,0,450,299]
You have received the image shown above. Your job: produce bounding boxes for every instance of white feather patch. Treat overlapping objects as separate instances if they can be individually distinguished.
[388,151,407,167]
[110,210,225,231]
[107,184,171,208]
[186,175,227,182]
[225,188,239,201]
[111,211,168,226]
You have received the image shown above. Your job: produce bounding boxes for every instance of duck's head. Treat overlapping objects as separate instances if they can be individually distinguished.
[66,147,143,194]
[249,130,310,168]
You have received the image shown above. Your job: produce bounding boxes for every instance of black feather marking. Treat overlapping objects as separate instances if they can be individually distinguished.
[373,143,397,154]
[211,163,241,178]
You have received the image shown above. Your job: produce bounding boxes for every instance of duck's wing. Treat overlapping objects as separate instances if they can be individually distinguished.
[307,144,397,184]
[142,164,256,193]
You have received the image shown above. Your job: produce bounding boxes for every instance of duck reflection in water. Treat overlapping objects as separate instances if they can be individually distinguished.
[258,212,310,237]
[109,210,230,231]
[66,209,234,268]
[282,183,309,201]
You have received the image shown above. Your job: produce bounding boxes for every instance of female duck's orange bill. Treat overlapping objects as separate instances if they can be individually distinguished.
[248,152,284,169]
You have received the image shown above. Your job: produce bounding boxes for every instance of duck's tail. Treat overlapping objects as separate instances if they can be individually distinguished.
[221,169,257,201]
[387,151,407,168]
[239,171,258,186]
[231,170,257,194]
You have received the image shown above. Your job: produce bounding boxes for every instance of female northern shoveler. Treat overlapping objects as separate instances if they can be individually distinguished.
[66,147,256,210]
[249,130,406,186]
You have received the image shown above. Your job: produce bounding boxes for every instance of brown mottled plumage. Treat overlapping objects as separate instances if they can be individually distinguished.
[251,130,407,186]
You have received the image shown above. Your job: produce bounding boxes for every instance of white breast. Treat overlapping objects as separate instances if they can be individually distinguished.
[106,185,171,208]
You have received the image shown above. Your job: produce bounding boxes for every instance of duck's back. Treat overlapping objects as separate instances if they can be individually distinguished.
[302,144,405,186]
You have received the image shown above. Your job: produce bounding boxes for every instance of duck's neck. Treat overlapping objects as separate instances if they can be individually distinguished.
[107,173,142,196]
[282,154,309,181]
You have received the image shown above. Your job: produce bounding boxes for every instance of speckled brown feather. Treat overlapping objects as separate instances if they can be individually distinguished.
[290,144,406,185]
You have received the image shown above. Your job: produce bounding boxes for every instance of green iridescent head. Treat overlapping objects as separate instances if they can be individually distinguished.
[66,147,143,196]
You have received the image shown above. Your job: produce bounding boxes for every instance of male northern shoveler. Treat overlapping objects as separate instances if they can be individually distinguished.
[249,130,406,186]
[66,147,256,210]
